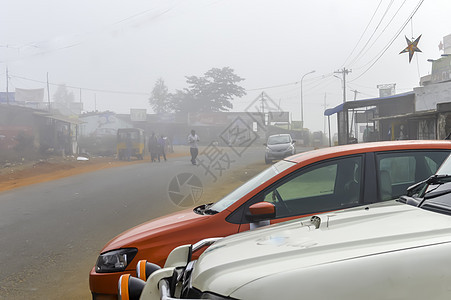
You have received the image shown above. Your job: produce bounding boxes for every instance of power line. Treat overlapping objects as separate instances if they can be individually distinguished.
[10,74,149,96]
[245,73,334,94]
[342,0,384,68]
[350,0,425,82]
[334,68,352,102]
[245,81,298,92]
[347,0,396,68]
[351,0,409,71]
[303,73,336,92]
[347,83,377,98]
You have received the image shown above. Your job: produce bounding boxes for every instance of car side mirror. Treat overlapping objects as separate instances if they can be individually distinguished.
[247,202,276,230]
[263,143,267,146]
[292,140,296,144]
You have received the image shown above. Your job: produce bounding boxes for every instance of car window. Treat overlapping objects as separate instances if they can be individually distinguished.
[272,164,337,199]
[263,156,362,218]
[376,151,450,200]
[379,156,415,184]
[210,159,295,212]
[267,135,290,145]
[425,156,440,174]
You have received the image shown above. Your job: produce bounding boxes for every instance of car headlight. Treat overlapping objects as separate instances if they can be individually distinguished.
[287,144,294,151]
[96,248,138,273]
[266,147,271,152]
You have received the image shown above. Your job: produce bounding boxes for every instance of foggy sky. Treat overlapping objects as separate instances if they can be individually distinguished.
[1,0,451,133]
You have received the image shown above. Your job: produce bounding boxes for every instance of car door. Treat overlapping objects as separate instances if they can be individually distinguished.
[229,149,450,232]
[228,155,365,230]
[262,155,364,218]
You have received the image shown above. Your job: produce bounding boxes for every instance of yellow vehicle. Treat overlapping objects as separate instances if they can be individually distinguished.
[117,128,145,160]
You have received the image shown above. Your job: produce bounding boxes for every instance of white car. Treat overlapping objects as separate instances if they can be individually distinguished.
[120,156,451,300]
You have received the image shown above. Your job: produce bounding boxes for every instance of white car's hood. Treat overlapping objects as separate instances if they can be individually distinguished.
[191,201,451,297]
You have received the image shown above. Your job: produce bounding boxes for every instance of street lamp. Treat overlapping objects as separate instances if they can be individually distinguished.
[300,70,315,128]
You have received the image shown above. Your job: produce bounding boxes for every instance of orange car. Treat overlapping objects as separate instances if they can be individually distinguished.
[90,140,451,299]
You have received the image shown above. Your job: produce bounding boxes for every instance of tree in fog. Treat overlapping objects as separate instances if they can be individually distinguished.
[170,89,193,113]
[173,67,246,113]
[53,84,74,103]
[149,78,173,113]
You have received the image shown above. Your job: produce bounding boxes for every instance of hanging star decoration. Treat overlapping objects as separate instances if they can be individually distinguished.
[399,35,422,63]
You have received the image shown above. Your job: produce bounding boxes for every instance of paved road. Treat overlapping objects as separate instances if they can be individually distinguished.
[0,146,270,298]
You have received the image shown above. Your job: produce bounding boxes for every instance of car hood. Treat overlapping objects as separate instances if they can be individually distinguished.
[266,143,291,151]
[101,208,209,252]
[191,201,451,297]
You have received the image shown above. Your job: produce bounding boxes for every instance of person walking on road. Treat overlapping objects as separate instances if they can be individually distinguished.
[157,135,167,162]
[188,129,199,165]
[148,132,158,162]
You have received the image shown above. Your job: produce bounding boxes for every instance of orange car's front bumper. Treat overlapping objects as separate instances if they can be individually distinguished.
[89,266,134,299]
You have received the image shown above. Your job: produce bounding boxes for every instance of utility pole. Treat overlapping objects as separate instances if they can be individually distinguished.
[46,72,51,112]
[260,92,267,125]
[334,68,351,103]
[334,68,351,144]
[322,93,327,134]
[351,89,359,101]
[6,67,9,105]
[79,88,83,114]
[350,89,360,140]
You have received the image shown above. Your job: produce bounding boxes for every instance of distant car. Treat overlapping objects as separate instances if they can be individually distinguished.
[126,154,451,299]
[264,134,296,164]
[90,140,451,299]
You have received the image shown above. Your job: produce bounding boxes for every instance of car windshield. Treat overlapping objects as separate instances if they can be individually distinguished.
[436,154,451,176]
[209,160,295,212]
[410,155,451,215]
[267,135,291,145]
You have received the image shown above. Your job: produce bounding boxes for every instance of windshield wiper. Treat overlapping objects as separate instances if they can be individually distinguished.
[414,175,451,207]
[408,174,451,197]
[422,175,451,198]
[425,174,451,185]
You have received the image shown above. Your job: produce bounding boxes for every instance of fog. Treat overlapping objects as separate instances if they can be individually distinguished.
[2,0,451,132]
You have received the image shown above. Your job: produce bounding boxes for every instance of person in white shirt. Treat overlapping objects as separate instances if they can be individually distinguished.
[188,129,199,165]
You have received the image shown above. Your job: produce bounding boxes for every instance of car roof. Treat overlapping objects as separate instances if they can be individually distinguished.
[268,134,291,137]
[287,140,451,164]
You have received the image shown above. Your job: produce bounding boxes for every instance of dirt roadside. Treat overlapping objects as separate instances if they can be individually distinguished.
[0,147,269,299]
[0,149,189,193]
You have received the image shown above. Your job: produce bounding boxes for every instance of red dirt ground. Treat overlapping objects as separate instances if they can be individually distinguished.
[0,151,188,193]
[0,148,267,299]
